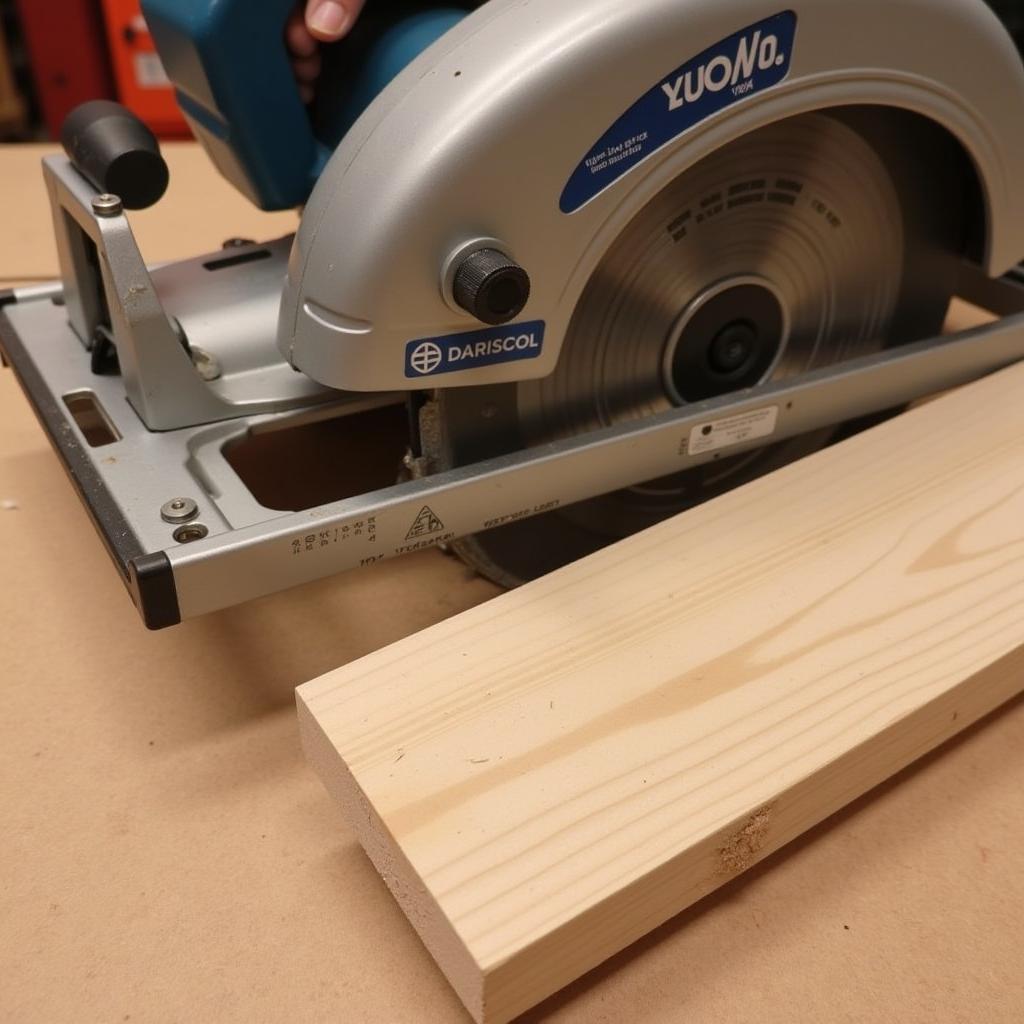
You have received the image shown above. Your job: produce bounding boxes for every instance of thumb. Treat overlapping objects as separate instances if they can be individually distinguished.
[305,0,366,42]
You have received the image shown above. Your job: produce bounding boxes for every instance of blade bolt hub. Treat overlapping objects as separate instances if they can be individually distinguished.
[709,321,759,376]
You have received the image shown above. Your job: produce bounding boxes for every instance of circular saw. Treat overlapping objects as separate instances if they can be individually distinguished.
[5,0,1024,627]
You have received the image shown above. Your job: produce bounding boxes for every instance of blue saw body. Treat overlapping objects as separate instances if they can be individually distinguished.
[142,0,467,210]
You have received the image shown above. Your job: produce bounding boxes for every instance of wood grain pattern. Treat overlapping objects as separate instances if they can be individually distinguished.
[299,361,1024,1024]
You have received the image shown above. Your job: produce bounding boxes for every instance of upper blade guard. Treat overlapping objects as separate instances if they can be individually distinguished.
[279,0,1024,392]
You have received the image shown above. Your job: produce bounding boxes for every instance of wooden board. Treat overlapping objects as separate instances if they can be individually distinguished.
[299,360,1024,1024]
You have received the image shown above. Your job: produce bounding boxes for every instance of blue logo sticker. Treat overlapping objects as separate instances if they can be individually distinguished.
[405,321,546,379]
[560,11,797,214]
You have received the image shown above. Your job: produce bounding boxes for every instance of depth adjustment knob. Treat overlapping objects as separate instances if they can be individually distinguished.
[452,248,531,326]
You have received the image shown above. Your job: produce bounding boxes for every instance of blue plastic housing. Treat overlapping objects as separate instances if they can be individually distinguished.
[142,0,466,210]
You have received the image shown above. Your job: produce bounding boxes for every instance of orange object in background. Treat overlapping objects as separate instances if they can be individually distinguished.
[15,0,115,140]
[99,0,190,138]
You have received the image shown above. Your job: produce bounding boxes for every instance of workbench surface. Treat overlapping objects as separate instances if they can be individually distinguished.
[1,144,1022,1024]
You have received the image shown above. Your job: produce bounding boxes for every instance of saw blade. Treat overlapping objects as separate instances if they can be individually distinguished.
[426,109,967,587]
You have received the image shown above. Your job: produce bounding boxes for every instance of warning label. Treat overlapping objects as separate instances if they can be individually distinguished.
[688,406,779,456]
[406,506,446,541]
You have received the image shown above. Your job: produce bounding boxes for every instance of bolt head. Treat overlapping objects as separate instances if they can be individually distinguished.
[161,497,199,524]
[190,347,222,382]
[92,193,124,217]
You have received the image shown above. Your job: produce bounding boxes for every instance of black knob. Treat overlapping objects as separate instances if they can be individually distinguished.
[453,249,531,326]
[61,100,170,211]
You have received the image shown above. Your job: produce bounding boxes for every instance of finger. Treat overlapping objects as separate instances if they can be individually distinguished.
[286,10,319,58]
[305,0,366,42]
[292,53,323,84]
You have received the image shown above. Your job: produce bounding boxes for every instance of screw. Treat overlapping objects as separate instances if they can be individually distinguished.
[161,497,199,524]
[190,347,222,382]
[92,193,124,218]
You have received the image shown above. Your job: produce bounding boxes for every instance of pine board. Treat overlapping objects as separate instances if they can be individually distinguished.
[298,360,1024,1024]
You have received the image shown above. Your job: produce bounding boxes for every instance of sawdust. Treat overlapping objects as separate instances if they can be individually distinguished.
[718,804,776,876]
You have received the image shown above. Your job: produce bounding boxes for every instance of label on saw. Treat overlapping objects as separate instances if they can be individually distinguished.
[405,321,545,379]
[560,10,797,214]
[688,406,780,457]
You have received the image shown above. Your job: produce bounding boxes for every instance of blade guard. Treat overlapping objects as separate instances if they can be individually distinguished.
[278,0,1024,393]
[142,0,466,210]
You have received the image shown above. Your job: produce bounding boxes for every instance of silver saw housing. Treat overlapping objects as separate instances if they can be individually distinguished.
[279,0,1024,391]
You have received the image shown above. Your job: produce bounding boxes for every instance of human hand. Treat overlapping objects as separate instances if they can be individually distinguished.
[287,1,367,102]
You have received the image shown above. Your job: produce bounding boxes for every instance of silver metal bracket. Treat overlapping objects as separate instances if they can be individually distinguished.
[43,155,332,431]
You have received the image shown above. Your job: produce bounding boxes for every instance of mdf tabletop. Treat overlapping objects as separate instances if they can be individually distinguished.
[1,142,1022,1024]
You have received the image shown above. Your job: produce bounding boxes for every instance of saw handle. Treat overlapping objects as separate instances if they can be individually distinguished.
[141,0,467,211]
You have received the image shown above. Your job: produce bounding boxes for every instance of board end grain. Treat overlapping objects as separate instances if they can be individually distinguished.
[296,692,487,1022]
